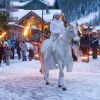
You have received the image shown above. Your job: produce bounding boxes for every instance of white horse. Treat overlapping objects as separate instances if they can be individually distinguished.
[40,25,80,91]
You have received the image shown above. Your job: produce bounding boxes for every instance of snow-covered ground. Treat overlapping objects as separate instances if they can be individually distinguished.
[0,57,100,100]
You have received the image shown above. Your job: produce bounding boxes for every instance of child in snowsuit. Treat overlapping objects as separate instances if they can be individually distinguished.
[20,41,27,61]
[5,46,11,65]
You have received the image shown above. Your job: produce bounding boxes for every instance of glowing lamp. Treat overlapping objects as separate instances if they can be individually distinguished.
[35,54,39,57]
[89,51,93,55]
[81,55,89,63]
[34,54,40,60]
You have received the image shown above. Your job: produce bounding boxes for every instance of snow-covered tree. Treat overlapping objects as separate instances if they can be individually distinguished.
[58,0,100,24]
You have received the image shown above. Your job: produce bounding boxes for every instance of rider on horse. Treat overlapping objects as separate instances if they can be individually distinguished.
[50,13,65,52]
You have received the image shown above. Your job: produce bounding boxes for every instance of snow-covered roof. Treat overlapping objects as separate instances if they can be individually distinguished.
[8,22,38,30]
[11,0,32,7]
[40,0,55,6]
[11,0,55,7]
[12,9,62,23]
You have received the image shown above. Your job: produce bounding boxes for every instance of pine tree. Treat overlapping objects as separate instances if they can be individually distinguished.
[0,11,9,33]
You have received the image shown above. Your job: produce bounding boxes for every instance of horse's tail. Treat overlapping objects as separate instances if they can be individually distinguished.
[40,53,45,75]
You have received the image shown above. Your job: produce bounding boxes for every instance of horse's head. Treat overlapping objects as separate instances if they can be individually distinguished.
[67,24,80,42]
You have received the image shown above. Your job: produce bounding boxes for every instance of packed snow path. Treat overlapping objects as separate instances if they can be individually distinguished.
[0,57,100,100]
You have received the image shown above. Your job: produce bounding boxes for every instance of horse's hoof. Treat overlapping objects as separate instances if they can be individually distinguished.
[46,82,49,85]
[62,87,67,91]
[58,85,62,88]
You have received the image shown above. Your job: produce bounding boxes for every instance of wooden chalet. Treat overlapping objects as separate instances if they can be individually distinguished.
[8,9,62,41]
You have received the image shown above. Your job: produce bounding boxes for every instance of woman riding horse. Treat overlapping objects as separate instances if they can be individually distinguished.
[40,13,80,91]
[44,13,65,59]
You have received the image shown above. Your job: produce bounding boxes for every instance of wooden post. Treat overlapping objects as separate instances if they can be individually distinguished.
[42,9,44,36]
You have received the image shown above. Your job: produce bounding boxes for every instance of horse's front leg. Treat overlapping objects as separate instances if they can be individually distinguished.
[44,69,49,85]
[58,75,62,87]
[58,62,66,91]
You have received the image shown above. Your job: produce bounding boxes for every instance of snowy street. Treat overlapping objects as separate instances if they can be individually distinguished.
[0,57,100,100]
[1,0,100,100]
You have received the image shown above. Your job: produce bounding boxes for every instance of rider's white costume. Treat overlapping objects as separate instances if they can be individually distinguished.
[50,19,65,40]
[41,18,65,71]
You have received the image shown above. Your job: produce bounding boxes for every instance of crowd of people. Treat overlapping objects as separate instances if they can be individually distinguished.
[0,24,100,66]
[79,29,99,59]
[0,39,34,66]
[70,28,100,61]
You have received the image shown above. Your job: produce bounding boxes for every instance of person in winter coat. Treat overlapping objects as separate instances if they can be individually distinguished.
[80,29,90,55]
[15,38,21,60]
[20,41,27,61]
[28,47,34,61]
[0,42,4,66]
[90,34,99,59]
[10,39,16,59]
[5,46,11,65]
[3,44,8,63]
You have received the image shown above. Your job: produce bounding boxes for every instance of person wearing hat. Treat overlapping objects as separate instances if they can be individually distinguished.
[0,42,4,66]
[50,13,65,52]
[80,29,90,55]
[41,12,65,63]
[5,46,11,66]
[90,34,99,59]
